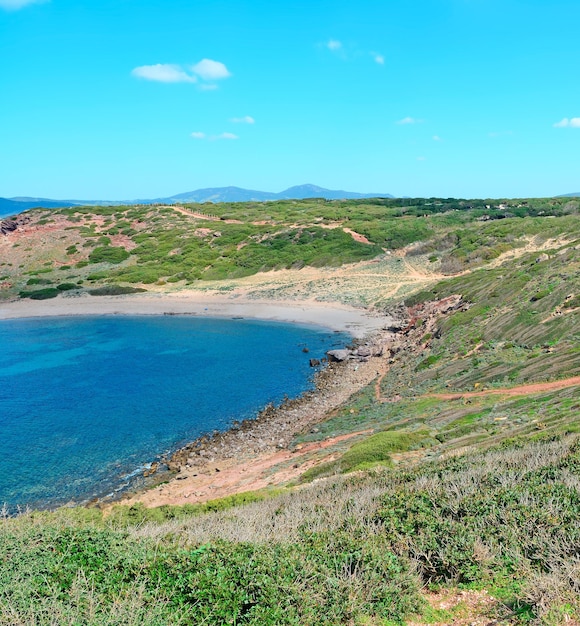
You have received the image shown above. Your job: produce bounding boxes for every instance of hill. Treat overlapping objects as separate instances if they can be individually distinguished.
[0,196,579,624]
[0,184,394,214]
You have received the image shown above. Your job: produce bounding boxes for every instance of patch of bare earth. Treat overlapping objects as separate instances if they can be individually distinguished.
[426,376,580,400]
[121,430,372,507]
[408,588,516,625]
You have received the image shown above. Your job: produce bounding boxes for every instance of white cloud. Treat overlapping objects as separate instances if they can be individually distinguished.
[554,117,580,128]
[231,116,255,124]
[191,59,231,81]
[416,156,426,161]
[327,39,342,51]
[191,131,239,141]
[0,0,47,9]
[373,53,385,65]
[132,64,197,83]
[397,116,423,125]
[215,132,238,140]
[132,58,231,88]
[433,135,442,141]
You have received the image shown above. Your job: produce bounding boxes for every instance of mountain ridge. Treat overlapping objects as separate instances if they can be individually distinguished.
[0,184,393,217]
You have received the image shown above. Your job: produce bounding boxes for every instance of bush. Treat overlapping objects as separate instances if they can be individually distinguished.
[19,288,60,300]
[26,277,52,285]
[88,246,130,264]
[88,285,147,296]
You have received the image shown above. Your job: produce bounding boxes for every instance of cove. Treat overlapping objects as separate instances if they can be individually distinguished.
[0,315,350,511]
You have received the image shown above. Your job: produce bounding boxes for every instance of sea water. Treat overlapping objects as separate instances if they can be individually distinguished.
[0,315,350,511]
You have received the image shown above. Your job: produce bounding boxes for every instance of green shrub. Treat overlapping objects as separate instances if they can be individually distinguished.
[19,288,60,300]
[26,277,52,285]
[339,431,426,472]
[88,246,130,264]
[57,283,78,291]
[88,285,147,296]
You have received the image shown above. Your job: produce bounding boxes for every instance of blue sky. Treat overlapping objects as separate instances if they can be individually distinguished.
[1,0,579,199]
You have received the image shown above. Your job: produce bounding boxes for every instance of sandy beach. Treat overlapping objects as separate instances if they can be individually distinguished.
[0,290,387,338]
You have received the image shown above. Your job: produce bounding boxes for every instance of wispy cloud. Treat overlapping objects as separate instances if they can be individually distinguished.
[554,117,580,128]
[325,40,384,66]
[416,156,426,161]
[432,135,442,141]
[217,132,238,140]
[397,116,423,125]
[132,58,231,88]
[191,131,239,141]
[230,116,255,124]
[132,64,197,83]
[0,0,47,9]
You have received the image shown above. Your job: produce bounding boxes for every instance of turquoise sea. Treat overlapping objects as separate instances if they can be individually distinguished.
[0,316,350,511]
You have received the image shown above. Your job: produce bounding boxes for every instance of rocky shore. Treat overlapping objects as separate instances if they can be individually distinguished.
[117,295,467,508]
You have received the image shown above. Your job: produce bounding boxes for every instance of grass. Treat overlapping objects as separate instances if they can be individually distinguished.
[1,435,579,624]
[1,197,579,623]
[2,196,578,299]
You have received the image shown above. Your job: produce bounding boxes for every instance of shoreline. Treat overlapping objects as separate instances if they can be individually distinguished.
[1,290,396,510]
[0,290,386,339]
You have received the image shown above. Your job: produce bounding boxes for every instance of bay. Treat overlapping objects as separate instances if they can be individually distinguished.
[0,315,350,511]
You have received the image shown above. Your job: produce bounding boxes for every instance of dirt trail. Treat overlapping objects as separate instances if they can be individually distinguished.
[121,430,372,508]
[426,376,580,400]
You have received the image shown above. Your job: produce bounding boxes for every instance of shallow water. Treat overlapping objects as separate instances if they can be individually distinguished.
[0,315,350,510]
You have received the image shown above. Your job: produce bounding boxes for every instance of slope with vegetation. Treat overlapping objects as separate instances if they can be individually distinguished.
[0,197,579,624]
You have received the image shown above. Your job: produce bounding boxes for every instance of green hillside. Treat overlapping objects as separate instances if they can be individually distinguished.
[1,198,579,624]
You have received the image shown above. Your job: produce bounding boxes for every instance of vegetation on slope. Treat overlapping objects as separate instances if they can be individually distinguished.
[1,198,579,624]
[1,196,578,300]
[1,435,579,624]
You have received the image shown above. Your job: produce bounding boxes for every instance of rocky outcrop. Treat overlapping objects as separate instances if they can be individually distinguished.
[0,215,29,235]
[0,219,18,235]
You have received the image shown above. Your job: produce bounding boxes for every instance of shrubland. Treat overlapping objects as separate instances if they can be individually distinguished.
[1,195,577,299]
[1,197,579,623]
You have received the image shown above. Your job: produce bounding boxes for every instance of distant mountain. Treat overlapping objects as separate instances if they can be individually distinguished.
[166,186,278,203]
[166,184,393,204]
[558,193,580,197]
[0,184,393,216]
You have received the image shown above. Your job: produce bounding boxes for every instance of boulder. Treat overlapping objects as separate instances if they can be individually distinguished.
[0,220,18,236]
[326,349,351,362]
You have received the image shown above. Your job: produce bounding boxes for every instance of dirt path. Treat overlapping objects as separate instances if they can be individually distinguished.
[426,376,580,400]
[121,430,372,508]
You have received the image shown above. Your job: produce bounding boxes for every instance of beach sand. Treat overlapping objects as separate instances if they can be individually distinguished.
[0,291,386,338]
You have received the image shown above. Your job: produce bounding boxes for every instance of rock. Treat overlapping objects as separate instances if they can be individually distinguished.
[326,349,350,362]
[535,253,549,263]
[385,321,405,332]
[356,346,372,357]
[0,220,18,235]
[309,358,321,367]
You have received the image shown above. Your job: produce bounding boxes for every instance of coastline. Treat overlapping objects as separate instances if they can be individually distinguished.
[0,291,386,339]
[0,290,396,509]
